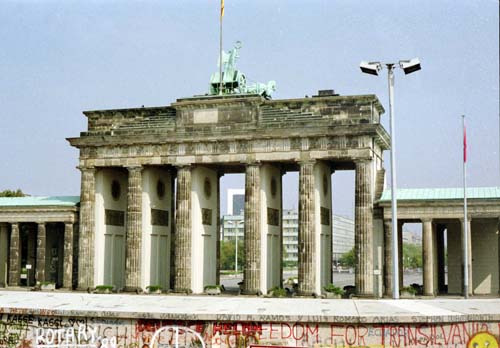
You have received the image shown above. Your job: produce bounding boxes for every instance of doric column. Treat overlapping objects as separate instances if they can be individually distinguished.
[124,165,143,292]
[422,218,434,296]
[298,160,315,295]
[78,166,96,290]
[383,219,392,297]
[354,160,373,296]
[460,217,473,295]
[174,165,192,293]
[8,223,20,286]
[63,222,74,289]
[498,219,500,295]
[0,224,8,287]
[243,163,261,294]
[36,223,46,284]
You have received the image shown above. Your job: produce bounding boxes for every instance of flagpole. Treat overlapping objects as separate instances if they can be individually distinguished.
[462,114,469,299]
[219,0,223,95]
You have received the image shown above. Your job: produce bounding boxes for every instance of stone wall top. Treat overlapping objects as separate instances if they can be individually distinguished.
[73,94,385,139]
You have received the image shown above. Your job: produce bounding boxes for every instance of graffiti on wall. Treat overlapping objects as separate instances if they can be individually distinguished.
[0,313,499,348]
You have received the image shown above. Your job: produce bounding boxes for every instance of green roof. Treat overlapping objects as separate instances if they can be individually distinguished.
[0,196,80,207]
[379,187,500,202]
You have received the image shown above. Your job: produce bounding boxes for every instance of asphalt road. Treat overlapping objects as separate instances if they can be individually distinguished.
[220,269,425,293]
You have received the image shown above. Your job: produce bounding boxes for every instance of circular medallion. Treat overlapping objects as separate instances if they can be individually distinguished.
[467,332,499,348]
[323,173,328,196]
[204,177,212,198]
[157,179,165,199]
[111,180,121,200]
[270,176,277,197]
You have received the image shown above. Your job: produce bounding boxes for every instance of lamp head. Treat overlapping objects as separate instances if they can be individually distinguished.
[360,61,382,76]
[399,58,421,75]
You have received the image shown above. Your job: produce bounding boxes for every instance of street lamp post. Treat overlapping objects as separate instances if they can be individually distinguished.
[360,58,421,299]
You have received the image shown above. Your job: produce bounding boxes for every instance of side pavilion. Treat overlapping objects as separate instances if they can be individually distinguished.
[378,187,500,297]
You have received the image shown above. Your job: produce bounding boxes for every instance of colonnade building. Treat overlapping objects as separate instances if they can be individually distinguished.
[1,92,498,297]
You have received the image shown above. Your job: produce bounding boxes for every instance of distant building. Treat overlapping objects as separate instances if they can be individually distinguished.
[221,210,354,264]
[402,231,422,245]
[227,189,245,215]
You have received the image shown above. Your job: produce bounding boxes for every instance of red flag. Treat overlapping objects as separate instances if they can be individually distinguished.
[463,121,467,163]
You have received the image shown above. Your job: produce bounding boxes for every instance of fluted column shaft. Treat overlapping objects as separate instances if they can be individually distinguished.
[63,222,74,289]
[8,223,20,286]
[298,161,315,295]
[174,166,192,292]
[355,160,374,296]
[243,163,261,294]
[383,219,392,297]
[422,219,434,296]
[78,166,95,290]
[125,166,143,291]
[36,223,46,283]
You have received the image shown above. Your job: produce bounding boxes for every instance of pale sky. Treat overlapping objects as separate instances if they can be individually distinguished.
[1,1,498,217]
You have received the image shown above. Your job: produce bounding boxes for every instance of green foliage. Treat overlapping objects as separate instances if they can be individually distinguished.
[95,285,113,291]
[403,243,423,269]
[339,247,356,267]
[282,260,298,268]
[0,189,27,197]
[268,286,287,297]
[146,285,162,292]
[400,286,417,295]
[220,240,244,270]
[323,283,344,295]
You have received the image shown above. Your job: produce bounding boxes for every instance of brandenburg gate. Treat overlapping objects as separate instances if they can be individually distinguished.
[68,90,389,297]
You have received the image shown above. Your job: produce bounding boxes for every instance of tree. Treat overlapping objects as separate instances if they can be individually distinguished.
[0,189,27,197]
[339,247,356,267]
[219,239,245,271]
[403,243,422,269]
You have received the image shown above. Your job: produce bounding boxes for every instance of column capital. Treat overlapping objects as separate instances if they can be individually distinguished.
[174,164,192,170]
[459,216,472,223]
[126,165,143,172]
[243,161,261,167]
[297,159,316,166]
[421,218,433,223]
[77,165,96,173]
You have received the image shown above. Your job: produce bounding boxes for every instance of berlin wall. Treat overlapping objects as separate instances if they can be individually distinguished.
[1,311,499,348]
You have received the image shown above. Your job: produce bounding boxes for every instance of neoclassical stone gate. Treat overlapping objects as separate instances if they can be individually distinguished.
[68,92,389,296]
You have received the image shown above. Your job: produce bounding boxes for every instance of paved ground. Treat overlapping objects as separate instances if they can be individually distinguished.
[0,290,498,323]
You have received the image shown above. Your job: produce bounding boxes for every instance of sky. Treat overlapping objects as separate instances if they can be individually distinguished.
[0,1,498,217]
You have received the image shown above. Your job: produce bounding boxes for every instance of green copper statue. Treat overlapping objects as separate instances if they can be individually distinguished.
[209,41,276,98]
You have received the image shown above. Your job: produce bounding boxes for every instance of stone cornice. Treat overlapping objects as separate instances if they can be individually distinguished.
[0,206,79,223]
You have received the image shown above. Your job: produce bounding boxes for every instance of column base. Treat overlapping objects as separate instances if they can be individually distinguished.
[354,292,375,299]
[173,288,193,295]
[241,289,262,296]
[123,286,143,294]
[77,287,94,293]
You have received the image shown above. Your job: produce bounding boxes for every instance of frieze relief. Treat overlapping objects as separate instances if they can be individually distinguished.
[80,135,366,163]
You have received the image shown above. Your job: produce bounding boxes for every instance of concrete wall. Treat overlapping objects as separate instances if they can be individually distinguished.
[191,166,218,293]
[0,224,8,287]
[95,169,127,289]
[314,162,332,294]
[259,164,282,293]
[472,219,499,295]
[141,168,173,291]
[0,312,498,348]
